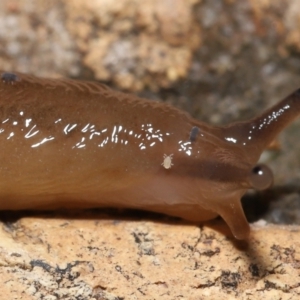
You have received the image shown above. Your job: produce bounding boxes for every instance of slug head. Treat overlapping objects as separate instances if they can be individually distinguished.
[207,88,300,239]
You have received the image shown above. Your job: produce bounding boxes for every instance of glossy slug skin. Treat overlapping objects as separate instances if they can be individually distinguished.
[0,71,300,240]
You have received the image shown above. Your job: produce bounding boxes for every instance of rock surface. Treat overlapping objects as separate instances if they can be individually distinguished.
[65,0,201,91]
[0,0,80,77]
[1,212,300,299]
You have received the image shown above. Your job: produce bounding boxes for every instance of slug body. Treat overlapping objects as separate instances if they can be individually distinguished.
[0,71,300,240]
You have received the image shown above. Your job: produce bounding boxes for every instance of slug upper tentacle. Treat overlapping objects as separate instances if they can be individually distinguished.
[0,71,299,240]
[220,89,300,163]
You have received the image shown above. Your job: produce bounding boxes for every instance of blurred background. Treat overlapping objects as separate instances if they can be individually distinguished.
[1,0,300,224]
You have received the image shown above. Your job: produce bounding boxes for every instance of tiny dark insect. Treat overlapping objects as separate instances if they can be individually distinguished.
[1,72,21,84]
[190,126,200,142]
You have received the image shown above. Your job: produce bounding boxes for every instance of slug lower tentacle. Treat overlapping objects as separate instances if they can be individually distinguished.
[0,71,299,240]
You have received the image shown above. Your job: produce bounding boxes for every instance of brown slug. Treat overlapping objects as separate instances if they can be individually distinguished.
[0,71,299,240]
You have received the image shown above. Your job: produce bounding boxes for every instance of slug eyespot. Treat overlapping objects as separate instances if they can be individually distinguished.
[190,126,200,142]
[248,163,273,190]
[162,154,173,169]
[1,72,21,84]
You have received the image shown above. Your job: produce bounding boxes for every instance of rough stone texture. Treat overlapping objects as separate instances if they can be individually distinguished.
[65,0,201,91]
[0,0,80,77]
[0,0,300,298]
[1,213,300,300]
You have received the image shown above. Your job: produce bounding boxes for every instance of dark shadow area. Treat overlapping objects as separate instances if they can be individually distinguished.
[0,207,199,232]
[242,184,300,223]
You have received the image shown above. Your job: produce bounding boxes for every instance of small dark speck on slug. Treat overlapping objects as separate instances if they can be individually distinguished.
[189,126,200,142]
[294,88,300,97]
[1,72,21,84]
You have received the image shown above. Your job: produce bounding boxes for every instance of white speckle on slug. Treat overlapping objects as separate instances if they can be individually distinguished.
[162,154,173,169]
[25,118,32,127]
[64,123,77,134]
[31,136,55,148]
[81,123,90,132]
[7,132,14,139]
[90,132,101,139]
[25,125,39,138]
